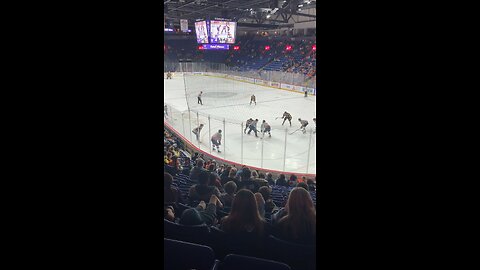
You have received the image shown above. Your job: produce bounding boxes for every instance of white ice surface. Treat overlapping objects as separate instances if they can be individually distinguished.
[164,74,316,175]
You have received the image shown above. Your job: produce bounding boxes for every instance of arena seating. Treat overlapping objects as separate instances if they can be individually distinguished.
[164,238,218,270]
[164,37,316,76]
[216,254,292,270]
[164,127,316,270]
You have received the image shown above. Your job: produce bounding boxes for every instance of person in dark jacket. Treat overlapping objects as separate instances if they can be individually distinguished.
[189,159,205,182]
[238,168,257,192]
[179,195,223,226]
[275,174,288,187]
[164,172,182,205]
[189,171,221,203]
[220,166,232,185]
[219,181,237,207]
[258,186,277,215]
[266,173,275,186]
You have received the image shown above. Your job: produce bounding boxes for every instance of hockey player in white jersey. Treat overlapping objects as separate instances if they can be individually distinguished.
[211,130,222,152]
[298,118,309,134]
[261,120,271,138]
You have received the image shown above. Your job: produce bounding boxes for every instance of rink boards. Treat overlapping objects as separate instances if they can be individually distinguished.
[175,72,316,96]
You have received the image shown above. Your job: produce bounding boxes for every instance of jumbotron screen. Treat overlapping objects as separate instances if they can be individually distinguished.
[209,20,236,44]
[194,21,209,44]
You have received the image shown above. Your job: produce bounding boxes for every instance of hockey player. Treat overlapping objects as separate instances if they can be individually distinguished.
[261,120,271,137]
[313,118,316,133]
[244,118,254,134]
[192,124,204,141]
[298,118,309,134]
[282,111,292,126]
[247,119,259,137]
[164,104,168,118]
[211,130,222,152]
[198,91,203,105]
[250,94,256,105]
[304,90,308,97]
[166,72,172,79]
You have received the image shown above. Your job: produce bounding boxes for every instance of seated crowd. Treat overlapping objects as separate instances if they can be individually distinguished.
[164,37,317,77]
[164,127,316,269]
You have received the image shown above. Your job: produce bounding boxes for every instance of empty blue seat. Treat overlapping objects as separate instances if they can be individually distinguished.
[164,238,218,270]
[216,254,291,270]
[265,235,316,270]
[164,219,210,245]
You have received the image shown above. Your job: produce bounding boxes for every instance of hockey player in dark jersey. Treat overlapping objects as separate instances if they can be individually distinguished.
[313,118,316,134]
[247,119,259,137]
[298,118,309,134]
[244,118,254,134]
[282,111,292,126]
[261,120,271,137]
[250,94,256,105]
[198,91,203,105]
[192,124,204,141]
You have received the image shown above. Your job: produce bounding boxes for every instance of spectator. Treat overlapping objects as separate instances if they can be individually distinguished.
[219,181,237,207]
[288,174,297,187]
[164,205,175,222]
[164,172,182,205]
[189,171,221,202]
[191,152,199,163]
[228,168,239,186]
[219,189,268,236]
[296,182,309,191]
[273,187,316,244]
[189,159,205,182]
[254,192,266,218]
[179,195,223,226]
[238,167,257,192]
[169,156,183,174]
[220,166,232,185]
[209,171,224,192]
[266,173,275,186]
[307,178,316,191]
[164,152,172,165]
[208,164,220,181]
[182,157,192,175]
[252,171,268,190]
[258,186,277,215]
[276,174,288,187]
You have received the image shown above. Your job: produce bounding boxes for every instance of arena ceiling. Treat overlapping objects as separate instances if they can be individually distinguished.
[164,0,316,29]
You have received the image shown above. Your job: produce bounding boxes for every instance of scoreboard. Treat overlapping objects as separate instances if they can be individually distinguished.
[195,19,237,44]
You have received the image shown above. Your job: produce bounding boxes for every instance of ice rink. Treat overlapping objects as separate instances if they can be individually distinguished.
[164,73,316,175]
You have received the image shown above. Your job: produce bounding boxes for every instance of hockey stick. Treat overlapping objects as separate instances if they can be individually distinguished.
[275,116,283,120]
[289,128,302,135]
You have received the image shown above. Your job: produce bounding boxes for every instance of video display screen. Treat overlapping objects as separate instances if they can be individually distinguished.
[209,21,236,44]
[194,21,209,44]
